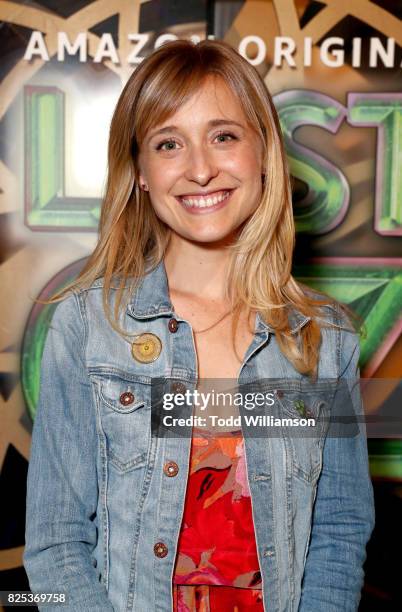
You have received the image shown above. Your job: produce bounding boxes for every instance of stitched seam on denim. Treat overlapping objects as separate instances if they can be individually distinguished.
[153,437,167,610]
[283,438,294,607]
[88,367,196,384]
[92,390,110,590]
[276,437,286,611]
[129,306,173,317]
[336,301,342,379]
[108,449,148,473]
[125,436,158,610]
[77,290,110,592]
[89,368,154,384]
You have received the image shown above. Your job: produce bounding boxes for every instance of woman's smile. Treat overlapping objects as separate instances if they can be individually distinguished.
[175,188,235,214]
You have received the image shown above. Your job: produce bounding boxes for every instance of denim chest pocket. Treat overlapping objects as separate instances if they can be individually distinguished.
[275,389,331,484]
[93,375,151,474]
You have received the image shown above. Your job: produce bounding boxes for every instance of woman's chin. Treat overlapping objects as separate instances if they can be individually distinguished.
[179,228,240,245]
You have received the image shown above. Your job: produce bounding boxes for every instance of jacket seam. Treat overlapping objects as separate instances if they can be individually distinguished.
[336,302,342,379]
[75,290,110,592]
[74,291,88,358]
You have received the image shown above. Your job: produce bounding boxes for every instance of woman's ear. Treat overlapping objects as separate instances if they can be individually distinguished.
[138,171,149,191]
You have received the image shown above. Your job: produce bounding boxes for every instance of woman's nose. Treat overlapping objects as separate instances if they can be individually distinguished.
[183,144,219,185]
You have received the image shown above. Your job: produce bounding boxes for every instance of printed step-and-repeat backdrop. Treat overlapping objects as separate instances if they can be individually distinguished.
[0,1,401,609]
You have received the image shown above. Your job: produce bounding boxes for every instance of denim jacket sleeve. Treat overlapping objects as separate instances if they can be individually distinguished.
[298,322,375,612]
[23,292,114,612]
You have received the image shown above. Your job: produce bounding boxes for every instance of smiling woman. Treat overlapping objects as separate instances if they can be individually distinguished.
[137,74,265,262]
[24,39,374,612]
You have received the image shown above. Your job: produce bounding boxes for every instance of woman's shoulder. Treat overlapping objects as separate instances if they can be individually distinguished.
[294,287,363,381]
[299,285,357,335]
[63,275,129,311]
[47,279,104,334]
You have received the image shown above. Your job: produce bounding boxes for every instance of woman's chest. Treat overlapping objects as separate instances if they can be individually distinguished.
[193,326,254,380]
[170,293,256,380]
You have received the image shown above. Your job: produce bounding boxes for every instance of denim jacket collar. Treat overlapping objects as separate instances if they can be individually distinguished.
[126,258,311,336]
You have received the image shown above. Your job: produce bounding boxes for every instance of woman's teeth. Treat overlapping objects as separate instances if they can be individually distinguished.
[180,190,231,208]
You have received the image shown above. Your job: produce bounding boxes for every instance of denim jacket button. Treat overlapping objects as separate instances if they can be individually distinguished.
[170,381,186,395]
[154,542,168,558]
[275,389,284,398]
[131,333,162,363]
[168,318,179,333]
[164,461,179,477]
[119,391,135,406]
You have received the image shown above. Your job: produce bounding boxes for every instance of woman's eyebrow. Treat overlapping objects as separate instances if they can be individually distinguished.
[147,119,244,142]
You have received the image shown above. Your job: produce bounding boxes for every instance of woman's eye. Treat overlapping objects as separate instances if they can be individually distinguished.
[155,139,179,151]
[215,131,237,143]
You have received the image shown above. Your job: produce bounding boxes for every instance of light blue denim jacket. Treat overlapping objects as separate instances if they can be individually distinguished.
[24,258,375,612]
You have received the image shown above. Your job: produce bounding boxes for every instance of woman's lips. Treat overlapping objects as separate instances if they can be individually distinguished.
[175,189,235,215]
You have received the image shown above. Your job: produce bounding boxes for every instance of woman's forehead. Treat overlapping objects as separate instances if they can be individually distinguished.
[147,80,247,132]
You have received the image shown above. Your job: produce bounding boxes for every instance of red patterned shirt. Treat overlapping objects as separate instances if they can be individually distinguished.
[172,427,264,611]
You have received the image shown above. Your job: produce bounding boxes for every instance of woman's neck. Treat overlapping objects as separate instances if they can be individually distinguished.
[164,237,233,302]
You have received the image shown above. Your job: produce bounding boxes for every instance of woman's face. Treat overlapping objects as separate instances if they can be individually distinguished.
[137,76,264,244]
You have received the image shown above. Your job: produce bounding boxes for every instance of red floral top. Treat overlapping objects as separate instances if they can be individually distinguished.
[172,427,264,611]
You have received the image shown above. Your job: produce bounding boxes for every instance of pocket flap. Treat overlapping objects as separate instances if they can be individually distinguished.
[98,377,147,413]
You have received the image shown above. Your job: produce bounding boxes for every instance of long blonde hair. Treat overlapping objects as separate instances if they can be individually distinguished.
[37,39,362,378]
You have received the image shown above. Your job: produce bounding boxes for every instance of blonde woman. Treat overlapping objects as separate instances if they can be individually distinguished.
[24,40,375,612]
